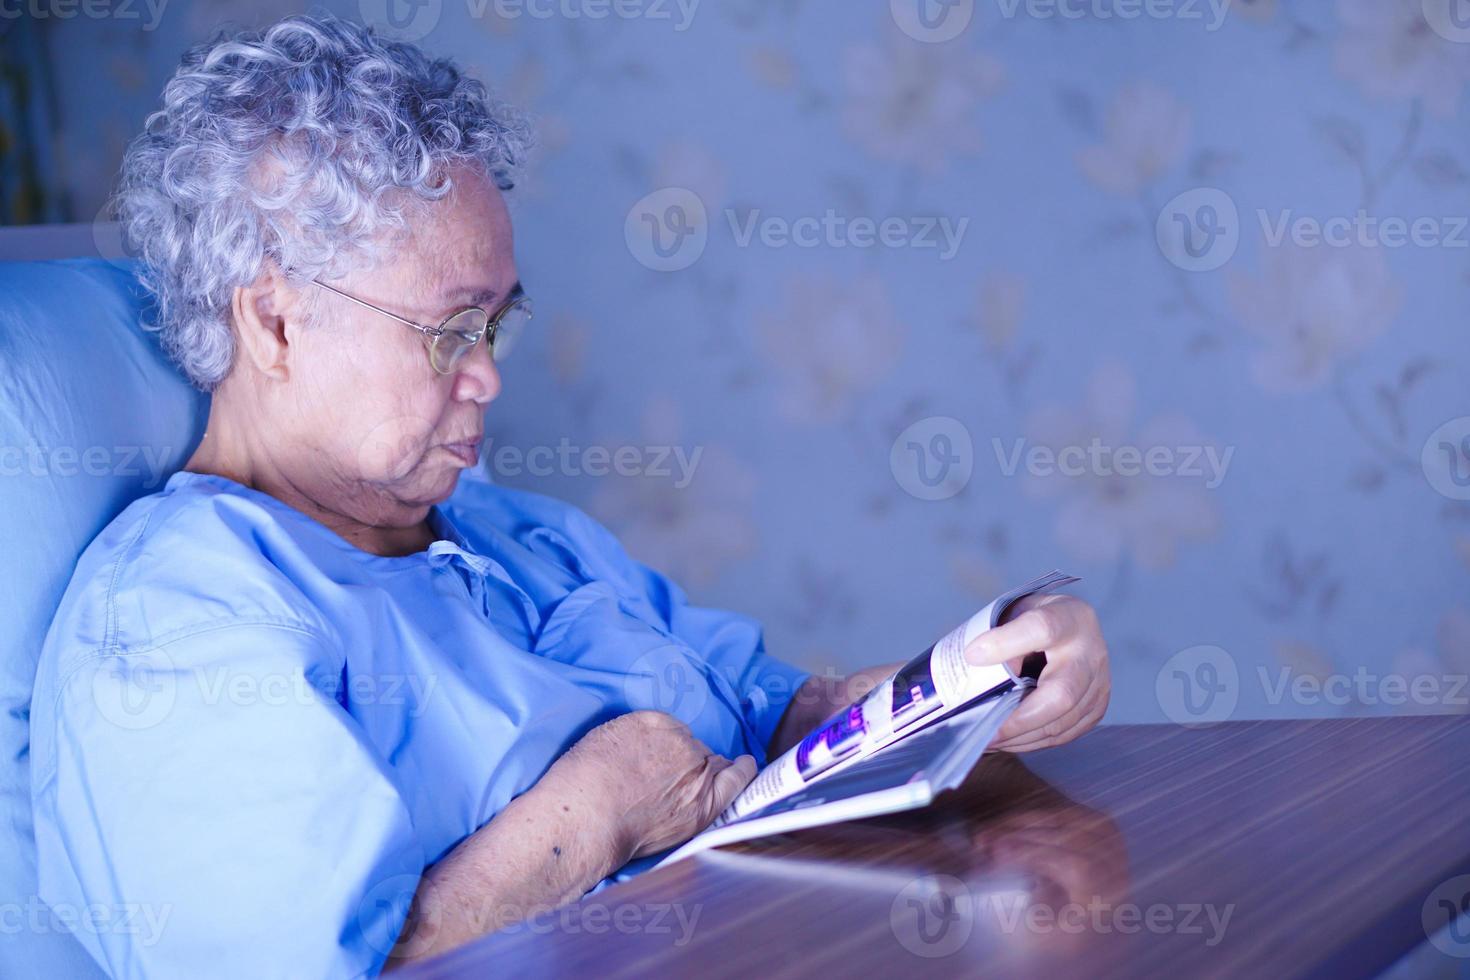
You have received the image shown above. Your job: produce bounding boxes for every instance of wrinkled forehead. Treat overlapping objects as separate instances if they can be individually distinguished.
[393,166,517,312]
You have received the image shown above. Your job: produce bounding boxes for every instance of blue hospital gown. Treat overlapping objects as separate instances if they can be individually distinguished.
[28,469,808,978]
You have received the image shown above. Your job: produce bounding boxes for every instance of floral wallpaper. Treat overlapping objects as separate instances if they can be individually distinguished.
[25,0,1470,724]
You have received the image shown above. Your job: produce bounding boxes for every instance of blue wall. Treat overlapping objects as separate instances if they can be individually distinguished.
[30,0,1470,723]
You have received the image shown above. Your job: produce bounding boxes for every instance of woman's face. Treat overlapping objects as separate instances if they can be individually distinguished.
[283,167,517,528]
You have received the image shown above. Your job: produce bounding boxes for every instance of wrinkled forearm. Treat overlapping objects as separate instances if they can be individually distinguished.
[384,766,625,968]
[767,661,904,758]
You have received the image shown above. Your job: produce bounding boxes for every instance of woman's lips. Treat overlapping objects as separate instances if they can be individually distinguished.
[442,438,483,466]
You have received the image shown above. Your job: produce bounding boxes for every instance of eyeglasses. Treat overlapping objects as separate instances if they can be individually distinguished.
[311,278,533,374]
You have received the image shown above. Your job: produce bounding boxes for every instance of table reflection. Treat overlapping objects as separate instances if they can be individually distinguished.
[711,752,1131,958]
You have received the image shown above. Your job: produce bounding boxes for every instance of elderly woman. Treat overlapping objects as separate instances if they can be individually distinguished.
[30,14,1109,978]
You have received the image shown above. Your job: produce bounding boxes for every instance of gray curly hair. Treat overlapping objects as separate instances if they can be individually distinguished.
[116,13,533,390]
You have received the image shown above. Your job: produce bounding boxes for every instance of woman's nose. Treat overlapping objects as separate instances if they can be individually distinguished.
[453,337,501,405]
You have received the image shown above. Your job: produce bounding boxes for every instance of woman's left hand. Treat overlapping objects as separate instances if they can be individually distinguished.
[965,593,1110,752]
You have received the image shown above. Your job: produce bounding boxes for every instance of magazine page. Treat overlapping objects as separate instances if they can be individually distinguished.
[717,571,1078,824]
[654,682,1028,869]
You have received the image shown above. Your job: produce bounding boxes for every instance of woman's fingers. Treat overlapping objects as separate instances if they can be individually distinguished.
[995,696,1107,753]
[706,754,756,817]
[966,596,1085,667]
[956,593,1109,752]
[995,669,1080,745]
[1003,676,1105,749]
[995,664,1110,752]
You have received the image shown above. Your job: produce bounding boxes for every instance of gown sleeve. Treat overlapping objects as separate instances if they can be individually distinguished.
[559,507,812,759]
[30,622,426,979]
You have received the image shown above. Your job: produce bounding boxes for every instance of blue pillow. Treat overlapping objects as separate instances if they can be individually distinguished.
[0,259,205,977]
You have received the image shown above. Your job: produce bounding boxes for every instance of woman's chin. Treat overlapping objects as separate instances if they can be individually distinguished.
[370,463,465,513]
[419,462,469,505]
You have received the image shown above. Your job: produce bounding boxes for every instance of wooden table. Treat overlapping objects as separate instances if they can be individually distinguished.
[400,716,1470,978]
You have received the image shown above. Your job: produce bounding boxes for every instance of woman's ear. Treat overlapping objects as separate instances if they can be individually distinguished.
[231,264,295,382]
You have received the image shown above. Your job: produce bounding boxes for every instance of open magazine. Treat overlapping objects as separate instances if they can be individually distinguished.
[656,570,1079,868]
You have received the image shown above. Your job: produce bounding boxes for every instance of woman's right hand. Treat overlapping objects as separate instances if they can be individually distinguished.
[543,710,756,865]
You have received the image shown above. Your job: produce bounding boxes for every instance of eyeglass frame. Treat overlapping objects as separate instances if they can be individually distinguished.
[311,277,531,373]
